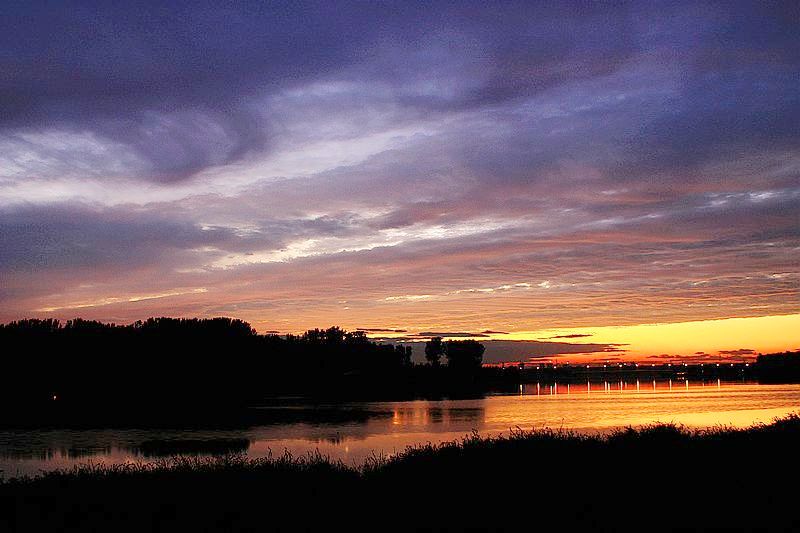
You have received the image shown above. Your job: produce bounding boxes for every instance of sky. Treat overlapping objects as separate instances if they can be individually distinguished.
[1,1,798,362]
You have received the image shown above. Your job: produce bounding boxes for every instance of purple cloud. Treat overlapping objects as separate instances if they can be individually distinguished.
[0,2,797,343]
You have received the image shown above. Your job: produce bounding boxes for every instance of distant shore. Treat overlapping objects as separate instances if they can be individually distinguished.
[3,414,799,531]
[3,319,798,431]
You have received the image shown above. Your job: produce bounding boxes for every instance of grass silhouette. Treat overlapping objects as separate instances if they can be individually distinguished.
[2,414,798,531]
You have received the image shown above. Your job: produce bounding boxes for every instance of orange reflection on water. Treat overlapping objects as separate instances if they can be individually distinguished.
[2,382,798,478]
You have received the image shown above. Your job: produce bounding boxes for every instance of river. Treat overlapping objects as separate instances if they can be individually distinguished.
[2,380,798,478]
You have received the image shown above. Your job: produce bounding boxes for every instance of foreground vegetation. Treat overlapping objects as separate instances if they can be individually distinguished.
[2,415,799,531]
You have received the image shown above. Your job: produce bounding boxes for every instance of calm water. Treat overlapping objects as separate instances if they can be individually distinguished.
[2,380,798,478]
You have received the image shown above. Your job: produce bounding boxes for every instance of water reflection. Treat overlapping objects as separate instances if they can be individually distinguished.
[521,378,750,396]
[389,404,484,427]
[1,382,799,477]
[0,446,112,461]
[133,438,250,457]
[516,378,772,396]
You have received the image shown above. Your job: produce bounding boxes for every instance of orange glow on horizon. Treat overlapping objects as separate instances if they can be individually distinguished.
[505,313,800,360]
[364,313,800,362]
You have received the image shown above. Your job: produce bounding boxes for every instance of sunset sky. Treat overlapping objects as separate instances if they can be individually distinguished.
[1,2,798,362]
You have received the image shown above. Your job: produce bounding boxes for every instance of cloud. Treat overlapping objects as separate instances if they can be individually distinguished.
[0,2,798,348]
[413,331,491,338]
[718,348,757,356]
[646,350,758,362]
[0,2,641,183]
[469,340,626,364]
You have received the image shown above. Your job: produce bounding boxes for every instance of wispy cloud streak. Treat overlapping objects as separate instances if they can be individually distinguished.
[0,2,797,355]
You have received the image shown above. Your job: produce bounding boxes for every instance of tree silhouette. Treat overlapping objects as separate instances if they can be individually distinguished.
[395,344,412,367]
[445,340,485,372]
[0,317,422,416]
[425,337,445,366]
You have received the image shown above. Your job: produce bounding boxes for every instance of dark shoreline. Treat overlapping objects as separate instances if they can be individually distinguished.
[3,415,799,532]
[0,404,391,430]
[0,375,792,431]
[4,319,797,425]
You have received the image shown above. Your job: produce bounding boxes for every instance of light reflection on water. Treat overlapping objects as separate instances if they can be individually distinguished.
[1,381,798,477]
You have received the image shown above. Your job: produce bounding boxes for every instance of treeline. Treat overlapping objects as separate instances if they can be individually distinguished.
[755,351,800,383]
[0,318,485,424]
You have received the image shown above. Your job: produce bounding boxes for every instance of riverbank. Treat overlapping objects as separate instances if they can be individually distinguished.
[2,414,798,532]
[6,320,797,432]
